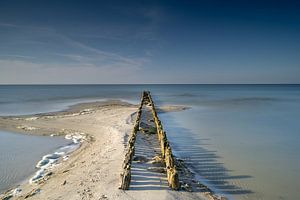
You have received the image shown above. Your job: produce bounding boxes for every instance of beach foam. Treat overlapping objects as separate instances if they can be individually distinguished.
[29,133,85,184]
[17,125,38,131]
[65,132,86,143]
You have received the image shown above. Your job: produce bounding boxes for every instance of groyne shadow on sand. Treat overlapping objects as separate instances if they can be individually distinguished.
[129,107,170,191]
[129,133,170,191]
[121,92,253,197]
[158,111,254,196]
[126,110,253,196]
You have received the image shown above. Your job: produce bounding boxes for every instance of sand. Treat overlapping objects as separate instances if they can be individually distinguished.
[0,101,212,200]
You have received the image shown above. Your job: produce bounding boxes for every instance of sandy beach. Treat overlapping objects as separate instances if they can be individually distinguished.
[0,100,214,200]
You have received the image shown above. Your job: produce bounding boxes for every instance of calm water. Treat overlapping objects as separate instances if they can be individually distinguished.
[0,85,299,199]
[0,131,69,192]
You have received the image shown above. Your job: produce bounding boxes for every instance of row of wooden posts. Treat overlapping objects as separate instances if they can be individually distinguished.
[119,92,144,190]
[119,91,180,190]
[145,91,180,190]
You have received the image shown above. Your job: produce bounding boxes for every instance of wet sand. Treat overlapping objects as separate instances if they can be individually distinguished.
[0,100,214,200]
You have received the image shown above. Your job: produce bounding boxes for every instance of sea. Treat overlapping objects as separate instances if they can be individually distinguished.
[0,84,299,200]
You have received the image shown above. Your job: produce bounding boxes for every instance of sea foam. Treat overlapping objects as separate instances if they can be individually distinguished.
[29,133,85,184]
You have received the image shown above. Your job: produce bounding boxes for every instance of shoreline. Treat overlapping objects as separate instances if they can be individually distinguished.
[0,100,136,200]
[0,100,216,200]
[0,132,73,195]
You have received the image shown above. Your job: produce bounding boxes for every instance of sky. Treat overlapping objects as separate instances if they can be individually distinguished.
[0,0,299,84]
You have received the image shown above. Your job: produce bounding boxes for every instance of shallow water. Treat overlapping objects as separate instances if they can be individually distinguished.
[157,85,300,200]
[0,131,70,193]
[0,84,299,199]
[0,85,141,116]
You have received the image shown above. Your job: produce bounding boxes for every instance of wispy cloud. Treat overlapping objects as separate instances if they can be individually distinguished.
[0,22,21,28]
[0,21,151,83]
[0,54,36,59]
[78,34,128,41]
[57,33,146,67]
[0,21,148,70]
[0,22,53,32]
[0,5,163,84]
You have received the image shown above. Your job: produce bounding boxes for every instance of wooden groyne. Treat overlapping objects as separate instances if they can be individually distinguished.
[119,91,180,190]
[119,93,143,190]
[145,91,180,190]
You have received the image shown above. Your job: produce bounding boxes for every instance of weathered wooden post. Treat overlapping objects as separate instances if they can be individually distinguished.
[119,91,146,190]
[119,164,131,190]
[146,91,180,190]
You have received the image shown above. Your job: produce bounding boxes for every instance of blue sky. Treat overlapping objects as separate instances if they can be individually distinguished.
[0,0,299,84]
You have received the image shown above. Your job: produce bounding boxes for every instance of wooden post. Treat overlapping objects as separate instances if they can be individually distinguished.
[119,91,146,190]
[146,91,180,190]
